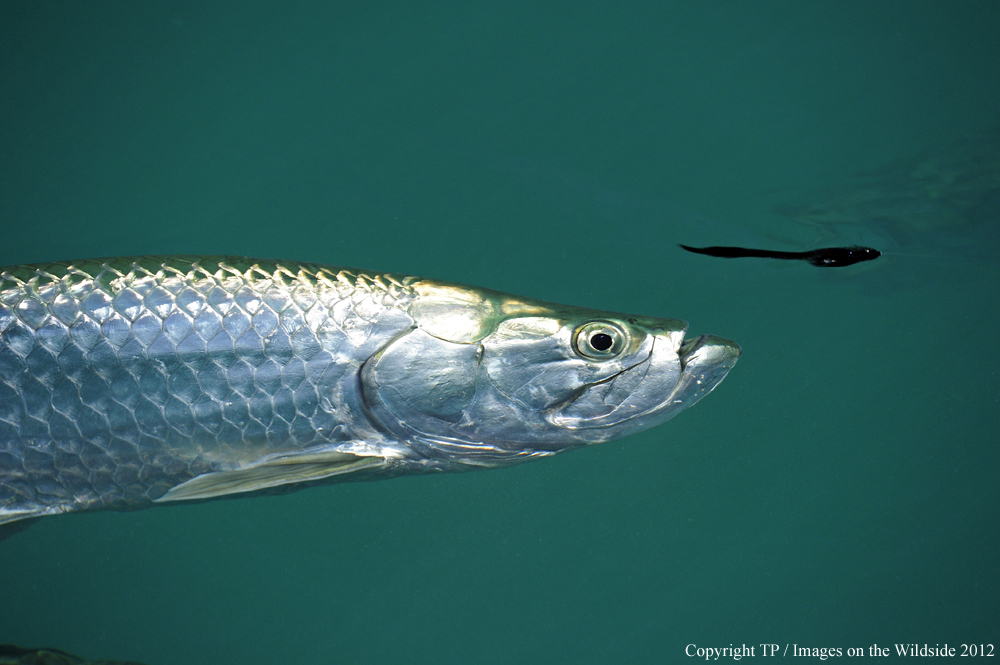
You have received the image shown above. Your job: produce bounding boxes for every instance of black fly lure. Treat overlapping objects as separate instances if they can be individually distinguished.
[678,244,881,267]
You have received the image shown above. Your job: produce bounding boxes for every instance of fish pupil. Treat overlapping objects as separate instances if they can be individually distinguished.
[590,333,614,351]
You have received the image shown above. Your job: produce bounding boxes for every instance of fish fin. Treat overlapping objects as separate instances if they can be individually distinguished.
[154,449,386,503]
[0,644,151,664]
[0,506,49,527]
[0,517,37,542]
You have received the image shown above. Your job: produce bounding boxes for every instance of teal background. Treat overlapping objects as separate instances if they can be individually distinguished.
[1,2,998,663]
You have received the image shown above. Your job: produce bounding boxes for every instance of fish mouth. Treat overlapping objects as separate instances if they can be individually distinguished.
[680,334,742,373]
[676,333,742,404]
[552,332,741,431]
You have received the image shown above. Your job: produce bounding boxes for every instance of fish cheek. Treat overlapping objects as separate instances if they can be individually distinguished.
[481,335,618,411]
[360,329,480,432]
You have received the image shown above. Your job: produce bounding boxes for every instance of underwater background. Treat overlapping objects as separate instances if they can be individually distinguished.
[1,2,997,663]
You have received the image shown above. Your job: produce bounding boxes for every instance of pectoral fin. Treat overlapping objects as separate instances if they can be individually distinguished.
[155,450,385,503]
[0,516,37,541]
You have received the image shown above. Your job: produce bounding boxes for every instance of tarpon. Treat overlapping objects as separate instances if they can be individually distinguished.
[0,256,740,527]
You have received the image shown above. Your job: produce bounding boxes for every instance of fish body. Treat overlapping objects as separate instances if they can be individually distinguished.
[0,256,740,526]
[679,244,880,267]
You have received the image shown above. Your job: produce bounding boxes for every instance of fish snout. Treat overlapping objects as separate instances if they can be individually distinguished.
[678,334,742,401]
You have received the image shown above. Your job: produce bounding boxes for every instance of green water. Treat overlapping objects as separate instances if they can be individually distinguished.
[1,2,997,663]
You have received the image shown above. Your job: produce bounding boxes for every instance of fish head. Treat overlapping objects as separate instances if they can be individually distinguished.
[360,281,741,466]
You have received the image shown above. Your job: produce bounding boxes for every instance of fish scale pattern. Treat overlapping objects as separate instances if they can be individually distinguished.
[0,256,417,519]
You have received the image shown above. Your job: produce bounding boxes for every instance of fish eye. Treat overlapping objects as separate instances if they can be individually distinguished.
[573,321,628,360]
[590,333,614,351]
